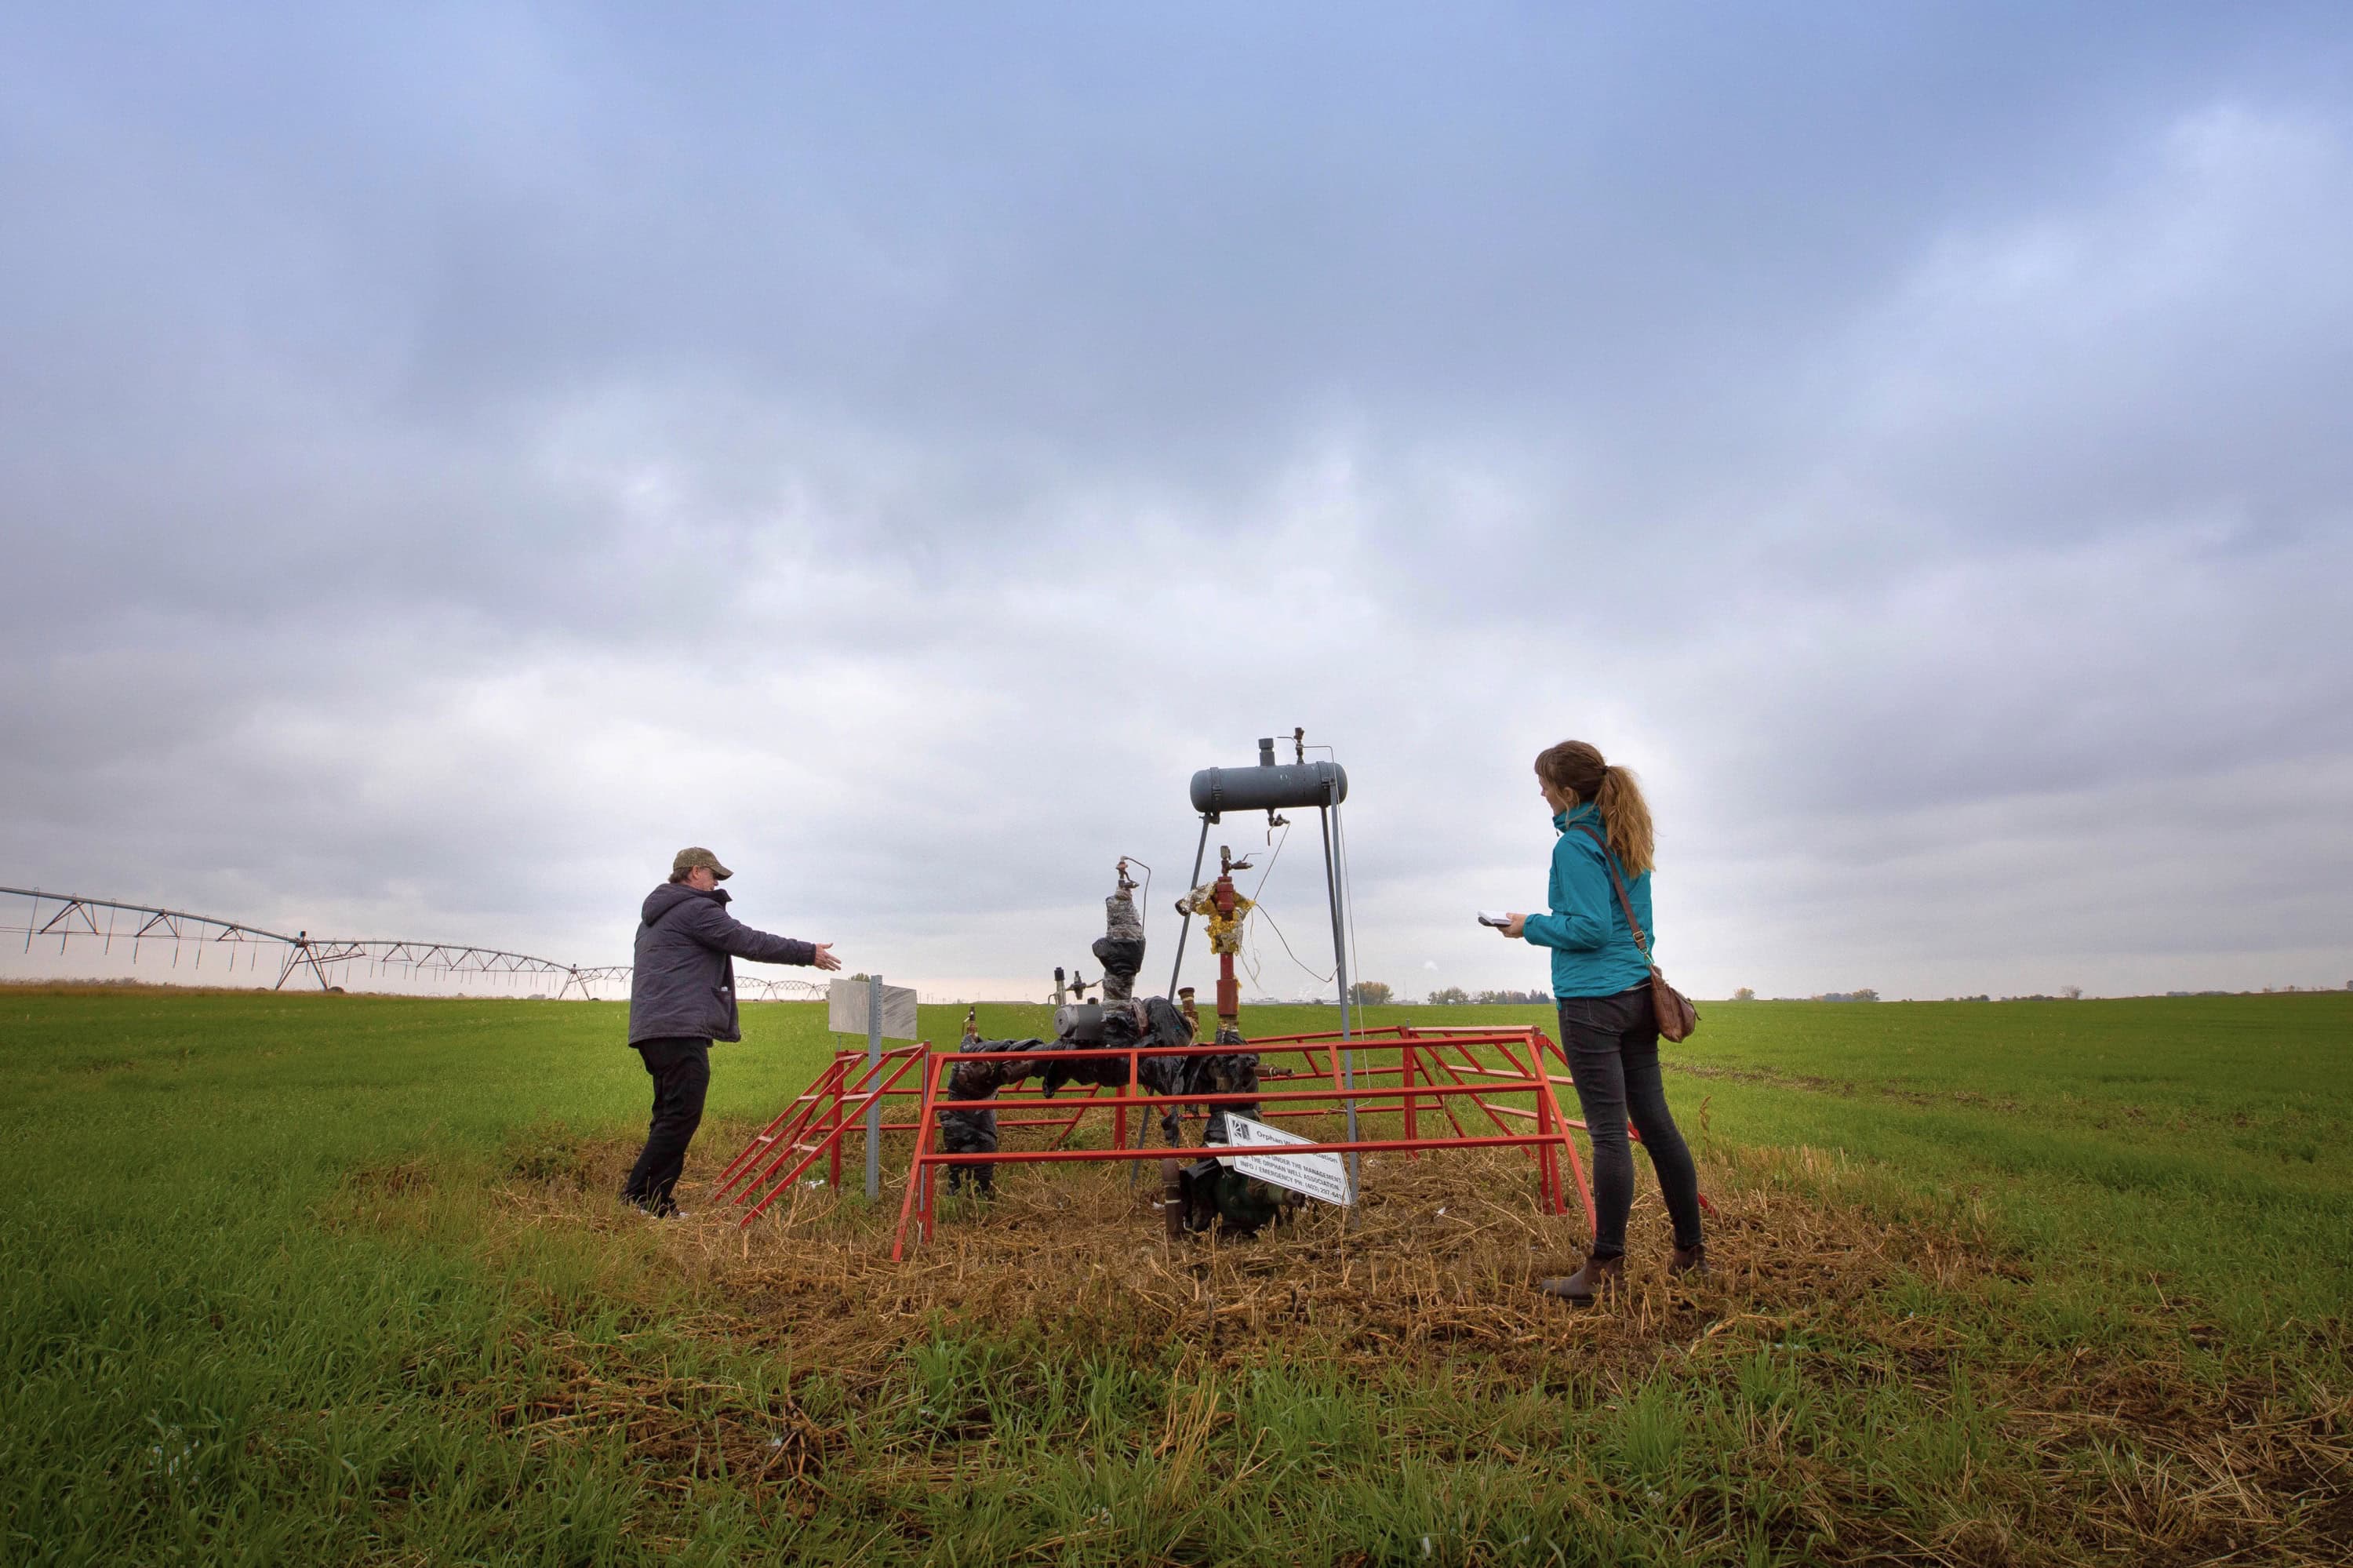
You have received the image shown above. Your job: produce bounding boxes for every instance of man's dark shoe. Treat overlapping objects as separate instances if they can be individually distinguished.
[1536,1253,1624,1303]
[1669,1242,1711,1278]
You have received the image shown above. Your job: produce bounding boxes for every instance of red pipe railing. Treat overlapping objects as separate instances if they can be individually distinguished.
[710,1024,1720,1257]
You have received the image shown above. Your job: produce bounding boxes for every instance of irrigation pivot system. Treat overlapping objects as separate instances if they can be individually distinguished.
[0,886,824,1001]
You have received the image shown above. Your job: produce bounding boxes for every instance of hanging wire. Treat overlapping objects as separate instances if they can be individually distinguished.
[1249,820,1289,904]
[1231,820,1335,988]
[1232,818,1302,988]
[1249,902,1335,986]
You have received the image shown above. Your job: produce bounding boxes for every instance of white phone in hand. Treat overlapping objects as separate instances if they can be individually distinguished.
[1476,911,1512,929]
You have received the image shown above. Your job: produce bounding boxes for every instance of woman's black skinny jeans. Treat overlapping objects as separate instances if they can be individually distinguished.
[1558,984,1704,1258]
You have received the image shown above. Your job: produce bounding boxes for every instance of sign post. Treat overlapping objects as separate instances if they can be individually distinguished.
[828,977,921,1201]
[866,974,882,1201]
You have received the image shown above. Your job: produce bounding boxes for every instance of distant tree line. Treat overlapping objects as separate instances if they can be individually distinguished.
[1280,983,1577,1006]
[1416,985,1552,1006]
[1946,988,2086,1002]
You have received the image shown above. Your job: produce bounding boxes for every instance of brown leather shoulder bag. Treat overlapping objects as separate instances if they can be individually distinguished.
[1573,826,1700,1042]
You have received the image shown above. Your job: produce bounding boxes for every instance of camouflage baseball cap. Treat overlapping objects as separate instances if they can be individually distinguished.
[671,846,733,881]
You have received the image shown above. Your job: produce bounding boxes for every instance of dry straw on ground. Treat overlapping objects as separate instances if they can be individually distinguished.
[481,1122,2349,1565]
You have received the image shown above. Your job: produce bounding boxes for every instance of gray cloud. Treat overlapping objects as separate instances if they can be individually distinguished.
[4,5,2350,1002]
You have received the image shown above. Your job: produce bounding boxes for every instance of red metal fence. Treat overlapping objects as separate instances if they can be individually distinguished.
[710,1023,1725,1260]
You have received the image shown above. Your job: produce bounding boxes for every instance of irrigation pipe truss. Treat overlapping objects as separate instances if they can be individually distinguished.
[0,886,827,1002]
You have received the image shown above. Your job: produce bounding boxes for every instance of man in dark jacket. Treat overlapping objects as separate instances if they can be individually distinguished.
[623,846,842,1216]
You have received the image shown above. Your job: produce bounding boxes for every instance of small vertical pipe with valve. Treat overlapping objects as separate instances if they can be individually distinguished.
[1177,846,1255,1046]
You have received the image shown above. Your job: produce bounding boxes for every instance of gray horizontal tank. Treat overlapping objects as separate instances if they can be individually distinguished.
[1189,737,1347,817]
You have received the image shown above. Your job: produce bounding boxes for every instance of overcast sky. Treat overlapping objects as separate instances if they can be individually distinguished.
[5,4,2350,1002]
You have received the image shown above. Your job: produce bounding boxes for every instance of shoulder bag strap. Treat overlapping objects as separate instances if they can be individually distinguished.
[1573,825,1655,969]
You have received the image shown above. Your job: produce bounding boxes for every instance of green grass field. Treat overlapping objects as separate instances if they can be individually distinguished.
[3,989,2347,1566]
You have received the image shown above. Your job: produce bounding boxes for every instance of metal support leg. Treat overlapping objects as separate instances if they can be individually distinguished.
[1320,804,1360,1213]
[1166,815,1213,999]
[866,974,883,1202]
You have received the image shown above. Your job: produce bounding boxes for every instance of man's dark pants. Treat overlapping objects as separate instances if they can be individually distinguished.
[622,1037,711,1216]
[1558,985,1705,1259]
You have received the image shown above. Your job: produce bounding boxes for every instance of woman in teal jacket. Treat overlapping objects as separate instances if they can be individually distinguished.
[1501,740,1706,1300]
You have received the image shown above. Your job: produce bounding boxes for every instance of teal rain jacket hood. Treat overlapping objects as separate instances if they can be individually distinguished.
[1519,802,1655,1000]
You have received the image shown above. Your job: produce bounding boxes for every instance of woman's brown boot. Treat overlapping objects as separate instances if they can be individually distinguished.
[1536,1253,1624,1303]
[1669,1242,1710,1278]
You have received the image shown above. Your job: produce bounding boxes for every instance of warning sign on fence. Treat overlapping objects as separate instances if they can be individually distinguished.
[1216,1114,1355,1206]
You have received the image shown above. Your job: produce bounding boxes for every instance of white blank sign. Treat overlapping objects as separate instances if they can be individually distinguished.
[827,978,920,1041]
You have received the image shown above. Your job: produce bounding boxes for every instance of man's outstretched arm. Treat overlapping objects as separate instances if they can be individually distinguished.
[677,900,833,967]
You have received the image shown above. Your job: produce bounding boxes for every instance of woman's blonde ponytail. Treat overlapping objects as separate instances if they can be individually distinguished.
[1535,741,1657,875]
[1593,764,1656,877]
